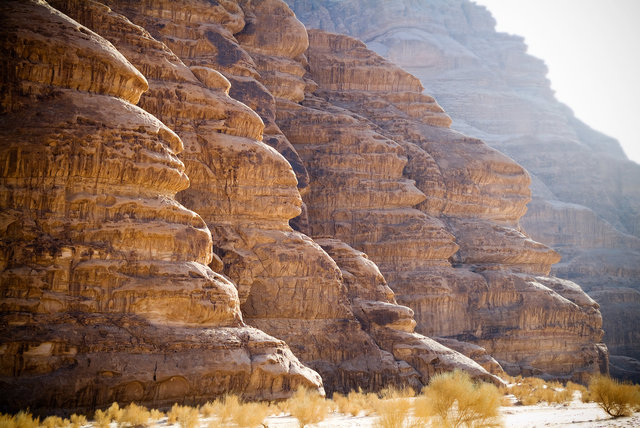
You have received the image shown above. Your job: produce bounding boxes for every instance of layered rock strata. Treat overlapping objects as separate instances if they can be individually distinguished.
[317,239,499,381]
[0,0,321,413]
[68,0,485,393]
[286,0,640,374]
[277,28,607,380]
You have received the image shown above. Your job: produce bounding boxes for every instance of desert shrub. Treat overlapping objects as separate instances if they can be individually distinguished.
[14,411,39,428]
[106,403,123,424]
[588,374,640,418]
[333,390,378,417]
[118,403,150,427]
[92,409,110,428]
[230,401,270,428]
[41,416,70,428]
[167,404,199,428]
[287,387,330,428]
[69,414,87,428]
[198,402,217,418]
[215,395,241,425]
[149,409,164,421]
[508,377,574,406]
[414,370,502,428]
[379,385,416,400]
[0,412,40,428]
[374,398,412,428]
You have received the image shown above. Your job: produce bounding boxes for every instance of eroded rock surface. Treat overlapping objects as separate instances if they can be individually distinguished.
[84,0,447,393]
[0,0,321,413]
[286,0,640,375]
[277,27,607,381]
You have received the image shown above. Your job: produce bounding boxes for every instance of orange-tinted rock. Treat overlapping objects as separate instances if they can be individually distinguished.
[90,0,431,393]
[277,28,606,380]
[317,239,501,384]
[286,0,640,378]
[0,0,321,412]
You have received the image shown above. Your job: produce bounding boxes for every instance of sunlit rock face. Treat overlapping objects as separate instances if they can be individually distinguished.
[286,0,640,375]
[276,23,607,381]
[0,0,322,413]
[87,0,470,393]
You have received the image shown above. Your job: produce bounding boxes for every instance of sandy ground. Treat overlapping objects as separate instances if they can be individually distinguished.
[178,399,640,427]
[260,399,640,427]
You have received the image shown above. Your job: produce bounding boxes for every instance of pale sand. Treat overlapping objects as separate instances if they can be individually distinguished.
[260,400,640,427]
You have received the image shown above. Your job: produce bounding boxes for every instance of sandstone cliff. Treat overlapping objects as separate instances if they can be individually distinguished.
[0,0,613,412]
[286,0,640,377]
[37,0,497,396]
[0,0,322,412]
[276,27,607,381]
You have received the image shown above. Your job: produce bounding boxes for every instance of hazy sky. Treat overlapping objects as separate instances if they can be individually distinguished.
[474,0,640,164]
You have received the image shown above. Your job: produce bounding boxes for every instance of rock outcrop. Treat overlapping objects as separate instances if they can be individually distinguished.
[44,0,498,394]
[277,27,607,381]
[1,0,617,412]
[0,0,322,413]
[286,0,640,375]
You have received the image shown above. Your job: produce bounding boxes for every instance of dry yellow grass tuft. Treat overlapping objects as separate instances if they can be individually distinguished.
[167,404,199,428]
[199,401,218,418]
[287,387,330,428]
[333,389,379,417]
[0,411,40,428]
[92,409,110,428]
[149,409,165,421]
[118,403,150,427]
[379,385,416,400]
[41,416,70,428]
[106,403,123,424]
[230,401,270,427]
[69,414,87,428]
[587,374,640,418]
[374,397,413,428]
[508,377,575,406]
[414,370,502,428]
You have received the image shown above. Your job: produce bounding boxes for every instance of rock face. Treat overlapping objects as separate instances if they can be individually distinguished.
[286,0,640,375]
[41,0,497,395]
[276,27,607,381]
[0,0,616,412]
[0,0,322,413]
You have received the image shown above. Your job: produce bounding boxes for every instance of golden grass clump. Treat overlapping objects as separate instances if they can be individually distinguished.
[379,385,416,400]
[374,397,413,428]
[69,414,87,428]
[229,401,270,428]
[286,387,330,428]
[333,390,378,417]
[107,403,123,424]
[167,404,199,428]
[41,416,70,428]
[508,377,574,406]
[199,401,217,418]
[587,374,640,418]
[0,412,40,428]
[118,403,150,427]
[149,409,164,421]
[213,395,241,425]
[92,409,110,428]
[414,370,502,428]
